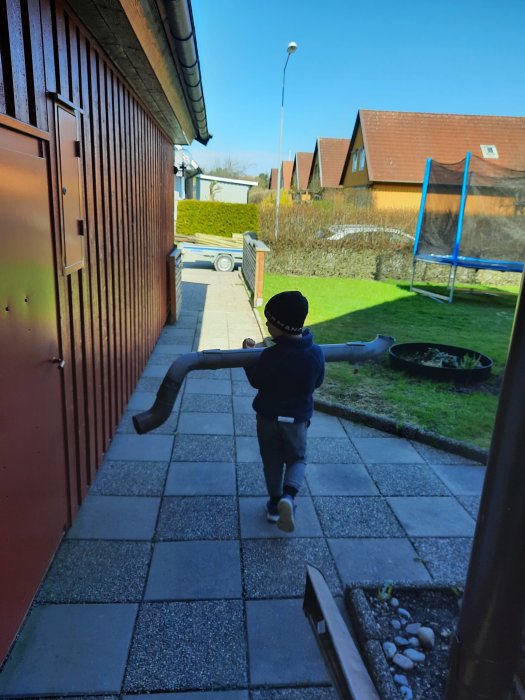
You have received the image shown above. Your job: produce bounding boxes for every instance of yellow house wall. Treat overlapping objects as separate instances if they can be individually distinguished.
[342,127,369,187]
[372,184,422,211]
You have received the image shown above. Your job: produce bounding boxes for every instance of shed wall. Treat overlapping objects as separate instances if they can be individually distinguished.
[0,0,173,660]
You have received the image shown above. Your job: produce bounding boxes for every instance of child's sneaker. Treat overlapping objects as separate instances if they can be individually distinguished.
[265,499,279,523]
[277,495,295,533]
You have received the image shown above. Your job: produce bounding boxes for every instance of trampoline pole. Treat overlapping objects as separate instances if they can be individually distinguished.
[444,272,525,700]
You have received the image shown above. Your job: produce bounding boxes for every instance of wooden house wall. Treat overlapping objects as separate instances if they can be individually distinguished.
[0,0,173,658]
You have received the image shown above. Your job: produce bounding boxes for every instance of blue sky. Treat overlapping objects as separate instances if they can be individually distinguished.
[188,0,525,177]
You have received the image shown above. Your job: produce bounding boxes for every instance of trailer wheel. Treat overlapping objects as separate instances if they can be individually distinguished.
[214,254,235,272]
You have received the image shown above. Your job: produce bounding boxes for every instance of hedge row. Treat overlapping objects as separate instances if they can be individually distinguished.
[265,244,517,287]
[176,200,258,237]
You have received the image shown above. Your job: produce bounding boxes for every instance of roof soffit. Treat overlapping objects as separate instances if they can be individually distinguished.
[69,0,198,143]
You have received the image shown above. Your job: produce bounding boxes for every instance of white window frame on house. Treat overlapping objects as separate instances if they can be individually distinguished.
[359,148,366,171]
[352,150,358,172]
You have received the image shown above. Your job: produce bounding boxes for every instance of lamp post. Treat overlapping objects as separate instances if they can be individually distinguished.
[274,41,297,240]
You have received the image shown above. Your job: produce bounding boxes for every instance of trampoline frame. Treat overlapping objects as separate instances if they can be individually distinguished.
[410,151,524,303]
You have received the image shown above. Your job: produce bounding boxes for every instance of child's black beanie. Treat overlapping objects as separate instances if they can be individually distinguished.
[264,291,308,334]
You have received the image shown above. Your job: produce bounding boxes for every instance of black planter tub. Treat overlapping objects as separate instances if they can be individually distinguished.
[389,342,493,383]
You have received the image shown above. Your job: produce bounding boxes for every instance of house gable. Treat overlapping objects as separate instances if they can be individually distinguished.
[292,151,314,191]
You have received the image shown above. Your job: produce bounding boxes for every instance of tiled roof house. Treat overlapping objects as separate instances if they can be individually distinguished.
[269,168,278,190]
[291,152,314,199]
[280,160,294,190]
[308,138,351,194]
[341,109,525,210]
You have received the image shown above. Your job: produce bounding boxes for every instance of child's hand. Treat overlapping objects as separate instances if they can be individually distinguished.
[242,338,256,349]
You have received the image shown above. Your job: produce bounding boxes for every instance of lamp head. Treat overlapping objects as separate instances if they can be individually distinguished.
[287,41,298,54]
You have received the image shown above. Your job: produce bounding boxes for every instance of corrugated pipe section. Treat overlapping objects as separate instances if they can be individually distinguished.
[133,335,394,434]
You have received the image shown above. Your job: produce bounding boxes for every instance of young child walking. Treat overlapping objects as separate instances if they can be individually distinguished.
[242,291,325,533]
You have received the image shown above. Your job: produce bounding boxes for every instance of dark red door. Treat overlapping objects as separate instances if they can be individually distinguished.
[0,126,69,659]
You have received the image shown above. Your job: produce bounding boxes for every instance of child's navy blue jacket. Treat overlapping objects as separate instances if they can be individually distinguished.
[244,329,325,422]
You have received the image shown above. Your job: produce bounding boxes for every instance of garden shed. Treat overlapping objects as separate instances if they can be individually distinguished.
[0,0,209,661]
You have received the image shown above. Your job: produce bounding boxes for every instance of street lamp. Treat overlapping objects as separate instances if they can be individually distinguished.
[274,41,298,240]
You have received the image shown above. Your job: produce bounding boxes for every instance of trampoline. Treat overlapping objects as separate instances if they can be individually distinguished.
[411,152,525,302]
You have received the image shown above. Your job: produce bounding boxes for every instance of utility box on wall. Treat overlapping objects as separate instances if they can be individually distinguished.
[168,247,183,324]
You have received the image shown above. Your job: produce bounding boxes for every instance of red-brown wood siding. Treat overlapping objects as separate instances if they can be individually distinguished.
[0,0,174,660]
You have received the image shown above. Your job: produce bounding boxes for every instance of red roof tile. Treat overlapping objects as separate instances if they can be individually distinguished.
[359,110,525,183]
[269,168,278,190]
[317,138,351,187]
[293,152,314,190]
[281,160,294,189]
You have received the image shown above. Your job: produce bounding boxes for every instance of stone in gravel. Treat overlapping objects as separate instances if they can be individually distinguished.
[383,641,397,659]
[404,648,426,663]
[391,619,402,630]
[417,626,436,649]
[393,653,414,671]
[394,636,410,646]
[405,622,422,635]
[400,686,414,700]
[408,636,420,647]
[390,597,399,607]
[398,608,411,619]
[394,673,409,685]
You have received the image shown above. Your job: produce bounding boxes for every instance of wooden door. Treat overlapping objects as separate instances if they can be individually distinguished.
[0,126,69,659]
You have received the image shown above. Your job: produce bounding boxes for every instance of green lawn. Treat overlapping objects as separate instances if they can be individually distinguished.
[262,274,519,449]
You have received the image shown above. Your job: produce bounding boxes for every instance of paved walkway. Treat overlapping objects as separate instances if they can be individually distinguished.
[0,268,486,698]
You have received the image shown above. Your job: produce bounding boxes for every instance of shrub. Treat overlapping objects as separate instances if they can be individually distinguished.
[177,200,258,236]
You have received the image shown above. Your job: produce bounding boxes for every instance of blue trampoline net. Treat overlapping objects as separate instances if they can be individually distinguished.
[416,155,525,270]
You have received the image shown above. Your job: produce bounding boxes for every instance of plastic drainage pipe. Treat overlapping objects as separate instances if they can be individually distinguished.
[132,334,394,434]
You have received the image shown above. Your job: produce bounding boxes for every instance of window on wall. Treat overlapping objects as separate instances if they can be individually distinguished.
[351,150,358,172]
[359,148,366,171]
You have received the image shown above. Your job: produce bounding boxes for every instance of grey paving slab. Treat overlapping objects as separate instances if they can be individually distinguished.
[125,390,158,410]
[429,463,486,495]
[306,463,379,496]
[172,434,235,462]
[411,441,484,465]
[145,541,242,600]
[117,408,179,435]
[123,601,247,691]
[160,328,196,342]
[314,497,405,538]
[189,368,232,380]
[412,537,474,582]
[185,377,232,395]
[307,437,361,464]
[165,462,236,495]
[182,393,233,412]
[457,495,481,519]
[105,434,174,461]
[231,367,248,380]
[147,350,182,366]
[36,541,151,602]
[236,436,261,462]
[154,338,194,352]
[89,461,168,496]
[232,395,254,414]
[341,419,393,438]
[246,599,330,686]
[388,497,476,537]
[366,463,450,496]
[239,497,323,539]
[328,538,432,585]
[0,603,137,695]
[136,375,163,392]
[125,693,248,700]
[308,412,347,438]
[236,462,272,496]
[67,496,160,540]
[141,361,175,377]
[156,496,238,540]
[232,380,256,396]
[177,412,234,435]
[352,437,425,464]
[234,413,257,436]
[251,689,336,700]
[242,538,341,598]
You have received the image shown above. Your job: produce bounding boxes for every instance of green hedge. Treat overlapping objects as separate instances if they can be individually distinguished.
[177,200,258,237]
